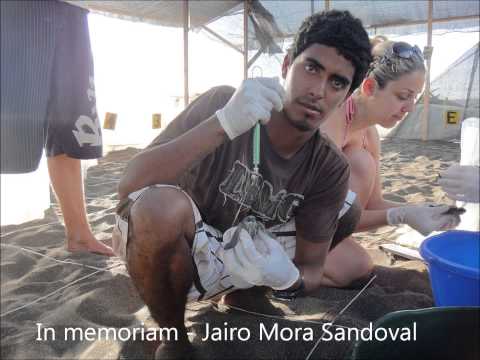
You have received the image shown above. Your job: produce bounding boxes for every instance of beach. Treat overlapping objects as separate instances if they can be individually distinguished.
[1,138,460,359]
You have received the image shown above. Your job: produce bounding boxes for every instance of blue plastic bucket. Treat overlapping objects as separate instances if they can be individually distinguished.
[420,230,480,306]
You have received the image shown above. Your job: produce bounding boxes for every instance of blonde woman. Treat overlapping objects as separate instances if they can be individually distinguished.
[319,40,461,286]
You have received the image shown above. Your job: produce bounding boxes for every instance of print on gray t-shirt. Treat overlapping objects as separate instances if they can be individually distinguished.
[219,160,304,224]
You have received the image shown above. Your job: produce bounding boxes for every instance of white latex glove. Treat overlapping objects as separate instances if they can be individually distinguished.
[439,164,480,203]
[220,227,255,290]
[222,227,299,290]
[386,204,461,236]
[216,77,285,140]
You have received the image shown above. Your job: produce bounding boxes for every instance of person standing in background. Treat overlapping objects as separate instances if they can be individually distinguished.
[1,0,113,255]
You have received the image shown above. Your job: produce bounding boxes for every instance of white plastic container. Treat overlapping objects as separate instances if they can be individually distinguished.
[457,117,479,231]
[1,154,51,226]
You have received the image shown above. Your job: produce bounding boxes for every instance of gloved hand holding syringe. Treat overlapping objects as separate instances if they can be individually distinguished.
[216,77,301,292]
[216,76,285,226]
[215,77,285,140]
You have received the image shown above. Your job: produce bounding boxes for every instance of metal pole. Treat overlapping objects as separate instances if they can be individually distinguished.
[248,48,265,68]
[244,0,249,80]
[201,25,243,54]
[462,46,479,121]
[422,0,433,141]
[183,0,189,107]
[311,0,314,15]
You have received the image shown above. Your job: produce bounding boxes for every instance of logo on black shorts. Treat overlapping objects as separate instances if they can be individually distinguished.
[72,76,102,147]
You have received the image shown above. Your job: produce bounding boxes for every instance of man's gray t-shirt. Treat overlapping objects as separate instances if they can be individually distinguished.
[149,86,350,244]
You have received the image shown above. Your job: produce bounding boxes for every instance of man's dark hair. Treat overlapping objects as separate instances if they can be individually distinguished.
[290,10,372,93]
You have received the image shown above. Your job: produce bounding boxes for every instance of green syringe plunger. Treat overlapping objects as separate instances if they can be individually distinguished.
[253,123,260,173]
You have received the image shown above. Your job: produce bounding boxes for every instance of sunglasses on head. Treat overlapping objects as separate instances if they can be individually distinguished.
[369,42,424,75]
[391,42,424,60]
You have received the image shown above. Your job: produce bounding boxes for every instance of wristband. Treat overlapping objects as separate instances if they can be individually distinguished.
[271,275,305,301]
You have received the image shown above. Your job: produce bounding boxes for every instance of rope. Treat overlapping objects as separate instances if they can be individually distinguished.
[85,180,119,187]
[0,263,121,318]
[0,243,114,271]
[185,277,378,336]
[305,274,377,360]
[86,176,122,181]
[2,235,377,360]
[200,300,352,330]
[0,242,122,318]
[1,221,60,238]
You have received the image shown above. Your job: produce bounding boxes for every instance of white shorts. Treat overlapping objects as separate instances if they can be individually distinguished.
[339,190,356,219]
[112,185,297,303]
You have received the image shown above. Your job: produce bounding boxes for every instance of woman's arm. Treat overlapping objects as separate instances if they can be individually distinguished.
[364,127,402,209]
[351,127,459,234]
[347,127,402,232]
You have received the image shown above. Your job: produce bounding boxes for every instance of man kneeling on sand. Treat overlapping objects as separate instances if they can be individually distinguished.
[113,10,373,359]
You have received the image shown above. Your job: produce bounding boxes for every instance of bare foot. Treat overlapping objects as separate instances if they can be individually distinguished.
[67,234,115,256]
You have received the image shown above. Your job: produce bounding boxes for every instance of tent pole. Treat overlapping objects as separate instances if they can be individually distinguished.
[201,25,243,54]
[462,45,479,122]
[183,0,189,107]
[248,47,265,68]
[244,0,249,80]
[422,0,433,141]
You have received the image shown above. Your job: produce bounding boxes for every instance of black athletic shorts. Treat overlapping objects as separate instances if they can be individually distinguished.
[1,0,102,174]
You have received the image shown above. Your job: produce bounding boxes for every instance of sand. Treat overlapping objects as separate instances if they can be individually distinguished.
[0,138,461,359]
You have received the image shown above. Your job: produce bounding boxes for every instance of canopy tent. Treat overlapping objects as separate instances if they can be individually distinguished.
[432,42,479,114]
[207,1,479,47]
[68,1,479,42]
[67,0,479,139]
[387,42,479,140]
[66,1,243,28]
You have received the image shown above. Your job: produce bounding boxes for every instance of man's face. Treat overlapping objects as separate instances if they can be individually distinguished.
[281,44,355,132]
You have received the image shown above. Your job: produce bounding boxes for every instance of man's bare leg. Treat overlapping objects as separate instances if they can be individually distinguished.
[47,154,113,255]
[126,187,196,359]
